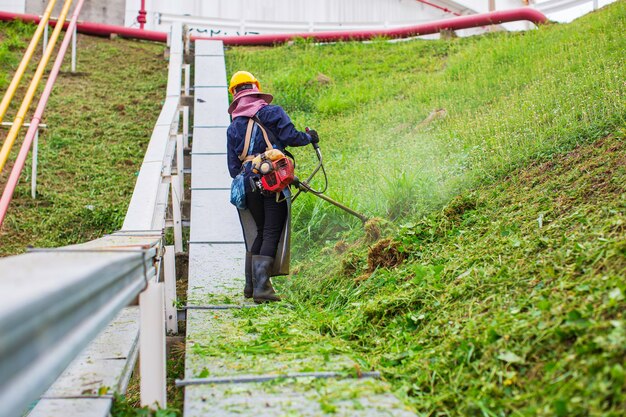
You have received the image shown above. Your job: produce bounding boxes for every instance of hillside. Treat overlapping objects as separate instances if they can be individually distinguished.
[224,3,626,416]
[226,2,625,253]
[0,23,166,256]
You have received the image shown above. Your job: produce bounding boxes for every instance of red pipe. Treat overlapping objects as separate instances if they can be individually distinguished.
[0,0,86,228]
[201,8,548,45]
[0,8,547,45]
[137,0,146,30]
[415,0,462,16]
[0,10,166,42]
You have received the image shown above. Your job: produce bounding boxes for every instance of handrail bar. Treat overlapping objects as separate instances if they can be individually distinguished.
[0,0,84,227]
[123,23,183,231]
[0,0,59,124]
[0,0,74,173]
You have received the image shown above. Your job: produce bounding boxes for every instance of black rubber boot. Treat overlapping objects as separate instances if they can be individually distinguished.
[252,255,281,303]
[244,252,253,299]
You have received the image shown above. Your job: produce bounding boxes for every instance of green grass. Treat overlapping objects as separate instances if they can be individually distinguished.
[277,134,626,416]
[226,2,625,251]
[0,31,166,256]
[222,3,626,415]
[0,20,35,89]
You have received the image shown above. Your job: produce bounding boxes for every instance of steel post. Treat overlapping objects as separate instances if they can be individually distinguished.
[163,246,178,334]
[139,281,167,409]
[182,107,189,149]
[183,63,190,95]
[43,23,48,52]
[176,133,184,198]
[183,65,190,148]
[31,128,38,199]
[171,175,183,253]
[71,26,77,72]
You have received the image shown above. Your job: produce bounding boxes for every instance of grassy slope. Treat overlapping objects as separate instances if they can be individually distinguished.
[277,135,624,416]
[0,28,166,256]
[226,3,625,251]
[0,21,35,89]
[222,3,626,416]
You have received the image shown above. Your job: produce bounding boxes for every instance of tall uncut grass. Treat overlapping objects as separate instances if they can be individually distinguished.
[226,2,625,253]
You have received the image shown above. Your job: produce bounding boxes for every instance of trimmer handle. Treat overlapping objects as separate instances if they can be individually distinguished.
[305,127,320,150]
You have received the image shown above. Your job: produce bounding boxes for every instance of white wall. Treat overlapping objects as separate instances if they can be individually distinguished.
[0,0,24,13]
[1,0,618,34]
[25,0,125,25]
[125,0,454,34]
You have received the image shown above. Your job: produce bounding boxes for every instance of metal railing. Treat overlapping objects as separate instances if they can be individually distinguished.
[0,0,58,124]
[0,21,187,417]
[0,0,73,174]
[0,0,82,226]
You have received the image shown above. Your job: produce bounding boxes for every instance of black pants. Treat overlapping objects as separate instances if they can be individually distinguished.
[246,191,287,257]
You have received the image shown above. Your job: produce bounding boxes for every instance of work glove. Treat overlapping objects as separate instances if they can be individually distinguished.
[307,129,320,144]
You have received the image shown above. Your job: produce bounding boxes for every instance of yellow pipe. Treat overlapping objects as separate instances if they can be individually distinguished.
[0,0,73,173]
[0,0,59,124]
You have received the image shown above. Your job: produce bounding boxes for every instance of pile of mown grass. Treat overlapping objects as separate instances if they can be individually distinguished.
[226,2,625,252]
[0,29,166,256]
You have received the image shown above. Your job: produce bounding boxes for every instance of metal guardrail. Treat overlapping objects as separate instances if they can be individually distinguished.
[0,243,157,417]
[123,24,184,232]
[536,0,601,14]
[0,22,186,417]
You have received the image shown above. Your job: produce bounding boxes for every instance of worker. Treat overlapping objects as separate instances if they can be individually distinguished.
[226,71,319,303]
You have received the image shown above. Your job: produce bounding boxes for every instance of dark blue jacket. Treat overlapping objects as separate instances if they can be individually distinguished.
[227,105,311,189]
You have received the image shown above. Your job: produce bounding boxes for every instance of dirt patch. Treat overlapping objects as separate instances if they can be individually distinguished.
[367,238,406,272]
[416,108,447,129]
[315,73,332,85]
[536,160,556,175]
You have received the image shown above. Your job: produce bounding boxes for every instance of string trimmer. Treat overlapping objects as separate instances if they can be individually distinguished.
[291,129,368,224]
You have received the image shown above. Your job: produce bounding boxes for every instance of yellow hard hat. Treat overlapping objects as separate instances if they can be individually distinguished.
[229,71,261,95]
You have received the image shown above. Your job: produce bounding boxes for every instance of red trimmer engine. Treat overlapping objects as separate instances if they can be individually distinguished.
[261,157,294,192]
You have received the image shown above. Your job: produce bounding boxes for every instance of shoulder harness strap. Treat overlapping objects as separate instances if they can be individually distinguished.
[253,115,296,167]
[254,121,274,150]
[239,119,255,162]
[240,116,297,166]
